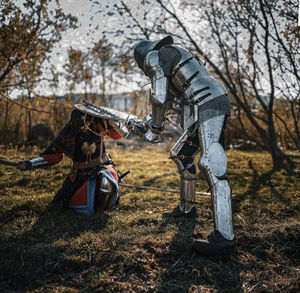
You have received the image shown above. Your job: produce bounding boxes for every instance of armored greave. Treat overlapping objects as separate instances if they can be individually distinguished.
[197,115,234,241]
[170,130,199,213]
[179,171,196,213]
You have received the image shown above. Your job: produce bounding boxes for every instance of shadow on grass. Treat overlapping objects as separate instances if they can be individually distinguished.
[153,215,242,292]
[237,224,300,292]
[0,200,45,225]
[0,204,108,292]
[235,159,298,212]
[230,159,300,292]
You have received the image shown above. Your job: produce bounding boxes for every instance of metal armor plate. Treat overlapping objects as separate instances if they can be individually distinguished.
[167,45,227,130]
[170,46,227,101]
[207,142,227,177]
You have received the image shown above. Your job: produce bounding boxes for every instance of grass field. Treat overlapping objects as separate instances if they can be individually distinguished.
[0,145,299,292]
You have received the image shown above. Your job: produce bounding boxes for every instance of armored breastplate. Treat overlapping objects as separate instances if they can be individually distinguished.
[169,46,227,106]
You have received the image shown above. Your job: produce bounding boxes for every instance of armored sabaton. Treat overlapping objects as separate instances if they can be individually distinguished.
[143,44,233,241]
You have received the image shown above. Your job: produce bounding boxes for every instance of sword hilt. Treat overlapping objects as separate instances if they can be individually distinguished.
[118,169,131,182]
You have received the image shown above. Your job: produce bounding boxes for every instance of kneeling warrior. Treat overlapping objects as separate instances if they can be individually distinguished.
[132,35,235,253]
[17,103,129,215]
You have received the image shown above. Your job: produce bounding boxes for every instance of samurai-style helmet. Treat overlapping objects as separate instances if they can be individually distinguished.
[134,35,174,70]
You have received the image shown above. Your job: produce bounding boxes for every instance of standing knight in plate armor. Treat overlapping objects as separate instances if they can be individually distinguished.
[133,35,235,253]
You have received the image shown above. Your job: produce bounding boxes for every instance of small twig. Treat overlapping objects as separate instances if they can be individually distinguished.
[51,258,61,272]
[237,213,246,225]
[166,253,185,273]
[0,92,51,114]
[249,281,261,292]
[21,254,25,268]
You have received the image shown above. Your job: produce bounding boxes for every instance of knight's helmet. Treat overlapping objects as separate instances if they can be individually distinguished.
[134,35,174,71]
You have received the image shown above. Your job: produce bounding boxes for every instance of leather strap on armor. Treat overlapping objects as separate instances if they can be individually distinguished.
[169,154,193,160]
[181,71,199,90]
[171,56,194,77]
[184,140,200,148]
[192,92,212,105]
[181,198,197,205]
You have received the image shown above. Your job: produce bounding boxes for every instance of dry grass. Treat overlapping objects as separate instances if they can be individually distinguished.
[0,145,299,292]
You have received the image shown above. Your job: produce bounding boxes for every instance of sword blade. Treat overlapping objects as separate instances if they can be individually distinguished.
[0,159,18,167]
[82,100,137,121]
[118,183,211,196]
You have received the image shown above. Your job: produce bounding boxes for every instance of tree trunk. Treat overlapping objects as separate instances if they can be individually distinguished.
[266,134,293,169]
[27,110,32,141]
[270,143,285,168]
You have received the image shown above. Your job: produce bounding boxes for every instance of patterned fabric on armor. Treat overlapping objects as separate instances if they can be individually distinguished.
[40,109,121,212]
[40,109,122,162]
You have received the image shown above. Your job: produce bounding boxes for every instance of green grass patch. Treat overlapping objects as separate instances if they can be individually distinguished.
[0,146,299,292]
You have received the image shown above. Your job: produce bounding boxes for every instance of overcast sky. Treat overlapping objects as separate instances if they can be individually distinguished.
[14,0,299,99]
[35,0,149,97]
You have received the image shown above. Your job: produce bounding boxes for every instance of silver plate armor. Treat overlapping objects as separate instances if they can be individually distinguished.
[142,44,234,240]
[143,46,228,132]
[99,176,114,194]
[169,46,227,130]
[197,115,234,240]
[170,130,199,213]
[144,51,169,129]
[98,174,117,210]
